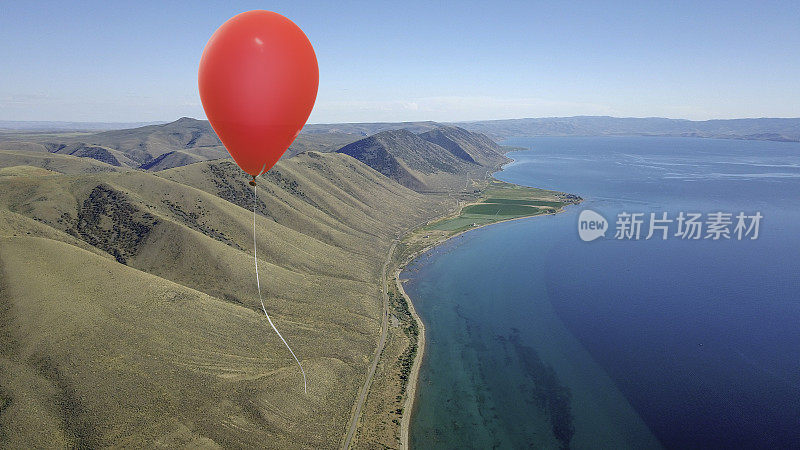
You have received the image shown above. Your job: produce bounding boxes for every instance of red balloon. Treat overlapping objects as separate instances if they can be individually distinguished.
[199,11,318,177]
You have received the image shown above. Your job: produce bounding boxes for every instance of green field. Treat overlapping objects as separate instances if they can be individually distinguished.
[481,198,566,207]
[424,181,572,233]
[463,203,541,216]
[483,181,556,199]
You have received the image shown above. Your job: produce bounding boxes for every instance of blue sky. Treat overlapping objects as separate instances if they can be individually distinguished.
[1,1,798,123]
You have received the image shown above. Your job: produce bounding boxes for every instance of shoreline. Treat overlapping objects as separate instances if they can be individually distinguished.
[395,189,580,449]
[395,269,424,449]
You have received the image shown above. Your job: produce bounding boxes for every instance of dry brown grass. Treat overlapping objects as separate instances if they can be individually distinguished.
[0,150,449,448]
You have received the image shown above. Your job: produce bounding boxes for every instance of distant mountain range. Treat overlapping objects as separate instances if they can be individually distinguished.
[459,116,800,142]
[303,116,800,143]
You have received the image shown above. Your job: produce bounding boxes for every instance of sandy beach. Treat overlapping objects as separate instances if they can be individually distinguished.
[396,270,425,449]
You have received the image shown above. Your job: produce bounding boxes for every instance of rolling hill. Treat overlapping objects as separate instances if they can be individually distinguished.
[0,118,362,171]
[418,125,506,167]
[84,117,225,163]
[0,118,227,170]
[0,150,450,448]
[337,127,507,192]
[0,148,123,174]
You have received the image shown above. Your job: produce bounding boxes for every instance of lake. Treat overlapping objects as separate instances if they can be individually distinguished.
[404,136,800,449]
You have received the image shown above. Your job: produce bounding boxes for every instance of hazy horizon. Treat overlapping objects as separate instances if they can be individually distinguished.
[3,114,800,129]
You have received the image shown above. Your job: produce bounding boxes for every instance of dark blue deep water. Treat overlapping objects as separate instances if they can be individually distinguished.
[405,137,800,449]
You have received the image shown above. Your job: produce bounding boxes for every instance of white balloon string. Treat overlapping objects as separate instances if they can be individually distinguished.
[253,181,308,394]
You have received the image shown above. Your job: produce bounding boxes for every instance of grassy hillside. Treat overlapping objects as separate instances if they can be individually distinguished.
[418,126,506,168]
[0,152,450,448]
[0,149,122,174]
[337,128,506,193]
[0,118,227,170]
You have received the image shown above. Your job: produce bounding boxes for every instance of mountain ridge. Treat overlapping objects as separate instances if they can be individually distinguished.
[336,126,506,192]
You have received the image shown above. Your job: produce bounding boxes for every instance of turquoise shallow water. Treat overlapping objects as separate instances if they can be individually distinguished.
[405,136,800,449]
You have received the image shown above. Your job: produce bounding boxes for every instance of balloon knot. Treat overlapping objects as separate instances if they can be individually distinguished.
[249,176,256,186]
